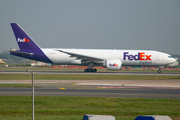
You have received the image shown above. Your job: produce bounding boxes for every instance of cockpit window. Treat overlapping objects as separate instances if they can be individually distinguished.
[168,56,173,58]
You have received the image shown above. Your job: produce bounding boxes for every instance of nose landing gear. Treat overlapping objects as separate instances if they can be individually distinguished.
[158,68,161,73]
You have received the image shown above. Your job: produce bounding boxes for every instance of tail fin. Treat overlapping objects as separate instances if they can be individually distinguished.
[10,23,41,50]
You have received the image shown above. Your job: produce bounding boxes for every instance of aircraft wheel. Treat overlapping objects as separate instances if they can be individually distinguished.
[84,69,90,72]
[158,70,161,73]
[92,69,97,72]
[84,69,97,72]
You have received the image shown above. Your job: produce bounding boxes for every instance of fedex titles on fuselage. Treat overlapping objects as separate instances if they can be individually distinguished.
[18,38,29,42]
[124,52,152,61]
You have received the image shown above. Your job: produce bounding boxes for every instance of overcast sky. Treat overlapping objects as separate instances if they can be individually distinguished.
[0,0,180,54]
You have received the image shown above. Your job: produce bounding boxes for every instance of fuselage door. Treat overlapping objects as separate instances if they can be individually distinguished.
[156,54,160,65]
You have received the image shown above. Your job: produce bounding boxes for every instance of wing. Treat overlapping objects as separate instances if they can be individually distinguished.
[56,49,104,62]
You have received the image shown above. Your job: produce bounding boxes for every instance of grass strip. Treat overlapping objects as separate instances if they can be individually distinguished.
[0,84,42,88]
[0,96,179,120]
[0,115,135,120]
[0,74,180,80]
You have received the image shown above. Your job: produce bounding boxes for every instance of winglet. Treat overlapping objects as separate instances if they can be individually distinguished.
[10,23,41,50]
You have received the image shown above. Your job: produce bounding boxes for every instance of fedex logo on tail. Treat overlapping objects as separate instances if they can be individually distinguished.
[18,38,29,42]
[124,52,152,61]
[109,63,118,66]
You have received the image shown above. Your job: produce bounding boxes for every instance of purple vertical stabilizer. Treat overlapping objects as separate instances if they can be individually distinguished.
[11,23,40,50]
[10,23,53,63]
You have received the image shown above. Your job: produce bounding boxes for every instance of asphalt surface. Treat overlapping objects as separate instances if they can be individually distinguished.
[0,82,180,99]
[0,71,179,99]
[0,70,180,76]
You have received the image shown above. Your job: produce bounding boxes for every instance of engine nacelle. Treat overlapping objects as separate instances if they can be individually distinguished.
[103,59,122,70]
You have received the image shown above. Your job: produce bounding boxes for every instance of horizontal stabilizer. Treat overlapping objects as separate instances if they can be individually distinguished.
[7,50,34,55]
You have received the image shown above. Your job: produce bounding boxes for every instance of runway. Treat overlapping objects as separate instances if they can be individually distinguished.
[0,71,179,99]
[0,85,180,99]
[0,70,180,76]
[0,80,180,99]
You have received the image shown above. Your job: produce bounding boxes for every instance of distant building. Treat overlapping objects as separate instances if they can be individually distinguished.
[168,58,180,66]
[178,58,180,66]
[31,60,47,66]
[0,59,6,64]
[10,48,16,51]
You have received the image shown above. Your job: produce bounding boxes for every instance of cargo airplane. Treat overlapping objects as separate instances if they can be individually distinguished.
[9,23,176,73]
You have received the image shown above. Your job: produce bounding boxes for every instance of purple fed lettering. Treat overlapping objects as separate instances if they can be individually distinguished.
[124,52,129,60]
[128,55,133,60]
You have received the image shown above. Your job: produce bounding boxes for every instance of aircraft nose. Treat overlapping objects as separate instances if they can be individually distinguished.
[172,58,176,63]
[167,56,176,64]
[169,57,176,64]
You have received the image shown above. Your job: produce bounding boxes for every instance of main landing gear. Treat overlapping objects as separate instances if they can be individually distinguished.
[84,62,97,72]
[158,68,161,73]
[84,69,97,72]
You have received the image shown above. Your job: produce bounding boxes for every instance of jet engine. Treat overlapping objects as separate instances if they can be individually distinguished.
[103,59,122,70]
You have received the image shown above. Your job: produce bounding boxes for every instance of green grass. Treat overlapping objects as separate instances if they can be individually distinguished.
[0,115,83,120]
[0,84,42,88]
[0,74,180,80]
[0,115,135,120]
[0,96,179,120]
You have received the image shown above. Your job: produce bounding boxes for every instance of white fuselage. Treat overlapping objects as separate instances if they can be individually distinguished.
[41,48,176,67]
